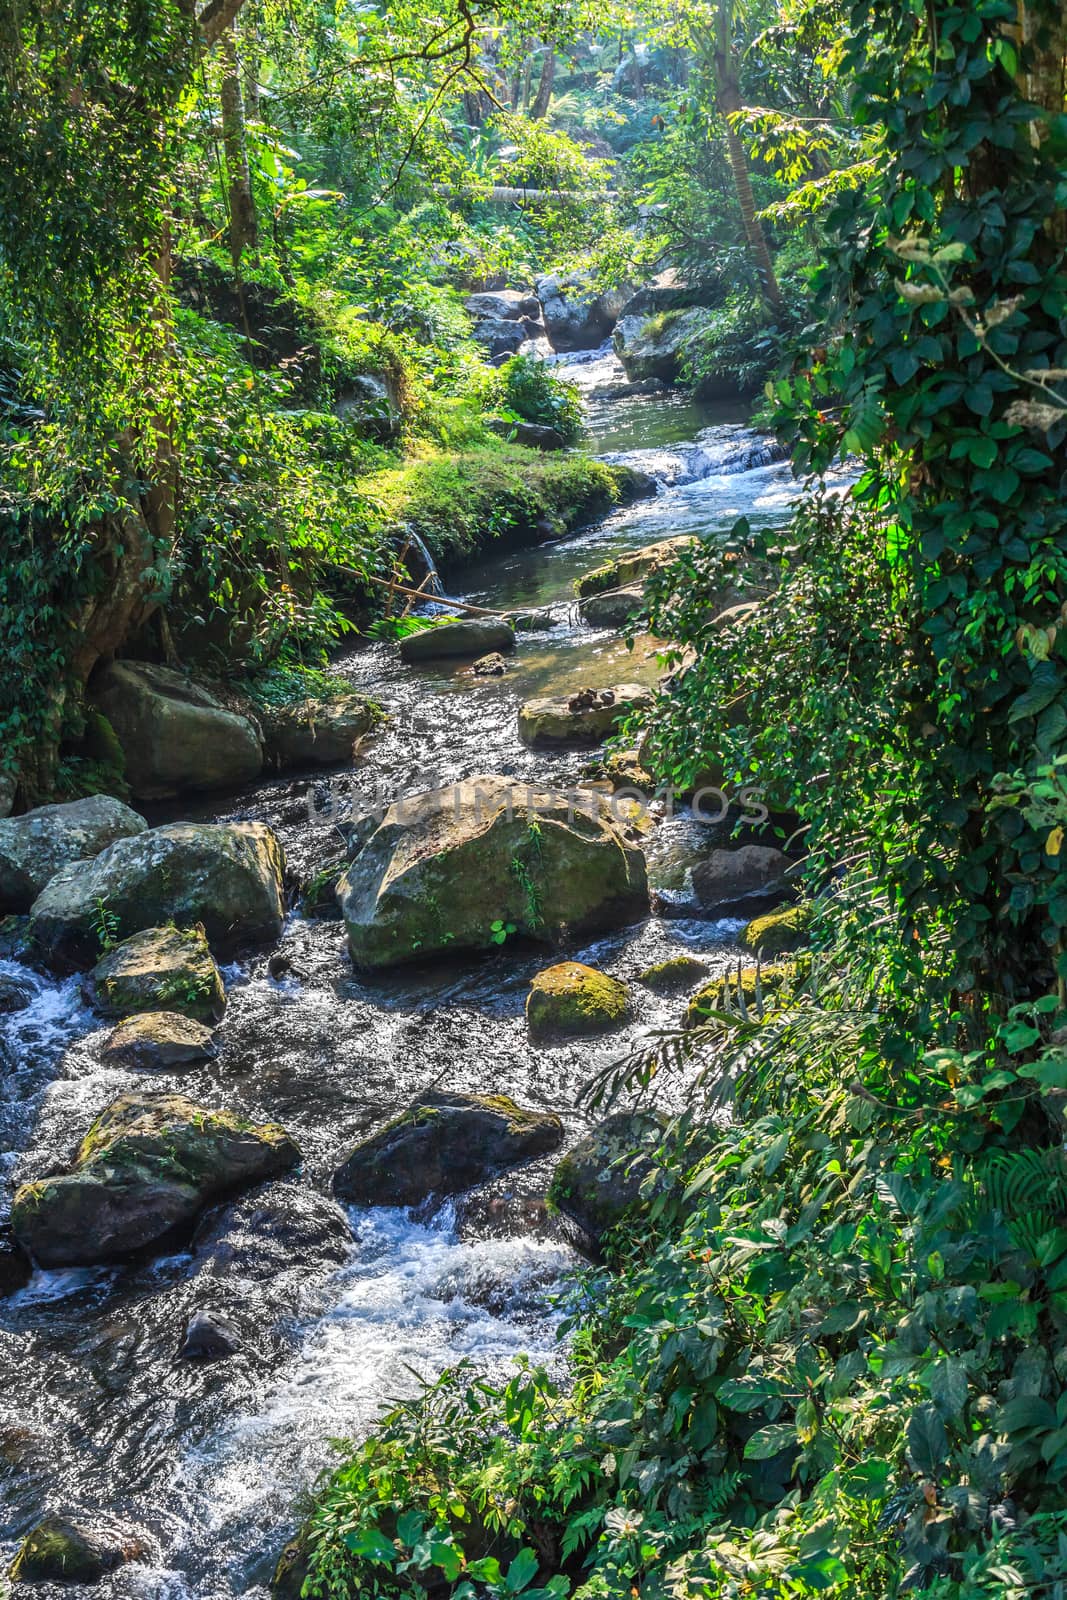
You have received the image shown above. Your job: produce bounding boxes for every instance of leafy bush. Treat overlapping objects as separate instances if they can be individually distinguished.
[484,356,584,445]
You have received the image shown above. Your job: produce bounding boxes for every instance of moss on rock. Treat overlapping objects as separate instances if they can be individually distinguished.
[527,961,631,1042]
[684,963,793,1029]
[740,902,812,957]
[636,954,711,993]
[85,924,225,1022]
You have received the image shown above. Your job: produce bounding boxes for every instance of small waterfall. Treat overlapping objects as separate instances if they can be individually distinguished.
[400,527,446,599]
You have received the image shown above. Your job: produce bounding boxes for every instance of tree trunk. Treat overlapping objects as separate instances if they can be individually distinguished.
[530,49,555,119]
[712,7,782,310]
[220,25,257,267]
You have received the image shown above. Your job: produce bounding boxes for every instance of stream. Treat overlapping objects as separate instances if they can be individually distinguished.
[0,345,801,1595]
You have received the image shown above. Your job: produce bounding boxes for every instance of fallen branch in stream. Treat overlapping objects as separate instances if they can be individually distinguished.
[354,572,507,618]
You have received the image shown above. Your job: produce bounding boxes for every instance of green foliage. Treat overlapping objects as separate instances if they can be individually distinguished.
[483,357,584,445]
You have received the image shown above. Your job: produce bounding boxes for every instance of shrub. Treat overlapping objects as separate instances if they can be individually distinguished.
[484,356,584,446]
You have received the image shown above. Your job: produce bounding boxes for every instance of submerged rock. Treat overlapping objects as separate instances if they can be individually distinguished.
[398,617,516,662]
[526,962,631,1042]
[518,683,651,747]
[547,1112,666,1247]
[9,1515,147,1583]
[100,1010,218,1071]
[178,1308,242,1361]
[0,972,36,1014]
[28,820,286,971]
[741,902,812,956]
[337,773,648,969]
[89,660,263,800]
[691,845,793,914]
[0,795,147,914]
[10,1092,300,1267]
[192,1183,351,1283]
[0,1225,32,1297]
[86,925,225,1021]
[259,694,380,769]
[333,1089,563,1207]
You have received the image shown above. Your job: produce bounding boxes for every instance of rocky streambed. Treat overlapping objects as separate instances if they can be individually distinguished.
[0,357,806,1596]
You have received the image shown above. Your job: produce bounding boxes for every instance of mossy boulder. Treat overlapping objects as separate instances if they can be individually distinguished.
[28,820,286,971]
[684,963,792,1029]
[260,693,381,769]
[636,954,711,993]
[86,925,225,1021]
[100,1010,218,1071]
[333,1089,564,1206]
[574,536,696,599]
[399,618,515,662]
[741,902,812,957]
[518,683,652,748]
[547,1112,666,1247]
[0,795,147,914]
[271,1529,313,1598]
[527,962,631,1042]
[10,1515,146,1584]
[337,774,648,970]
[89,659,263,800]
[613,307,717,385]
[10,1092,300,1267]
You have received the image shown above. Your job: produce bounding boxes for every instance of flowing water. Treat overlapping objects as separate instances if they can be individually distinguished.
[0,344,803,1594]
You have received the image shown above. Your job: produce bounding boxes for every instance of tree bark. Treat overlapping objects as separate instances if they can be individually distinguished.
[712,5,782,309]
[220,25,258,266]
[530,49,555,119]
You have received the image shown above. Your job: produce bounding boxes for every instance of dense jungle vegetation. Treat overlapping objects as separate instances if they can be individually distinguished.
[4,0,1067,1597]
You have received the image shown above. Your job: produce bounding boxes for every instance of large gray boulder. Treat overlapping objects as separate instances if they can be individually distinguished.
[470,317,526,359]
[259,694,380,769]
[333,1089,563,1206]
[613,306,716,385]
[536,272,631,351]
[28,821,286,971]
[0,795,147,913]
[399,618,515,663]
[89,660,263,800]
[692,846,793,914]
[338,774,648,970]
[464,290,540,321]
[10,1092,300,1267]
[578,586,645,629]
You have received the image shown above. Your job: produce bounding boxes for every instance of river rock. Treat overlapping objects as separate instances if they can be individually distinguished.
[575,536,696,599]
[613,306,716,385]
[260,694,380,769]
[0,971,36,1014]
[547,1111,666,1247]
[471,651,508,677]
[741,902,812,956]
[464,289,540,321]
[178,1308,242,1360]
[399,618,515,662]
[487,418,565,450]
[518,683,651,748]
[89,660,263,800]
[337,773,648,969]
[0,795,147,914]
[9,1515,147,1584]
[101,1010,218,1071]
[536,272,631,351]
[28,820,286,972]
[527,962,631,1042]
[691,845,793,914]
[333,1090,564,1206]
[10,1093,301,1268]
[86,925,225,1021]
[471,316,526,358]
[578,585,645,629]
[192,1183,351,1283]
[0,1225,32,1297]
[636,954,712,992]
[685,963,792,1028]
